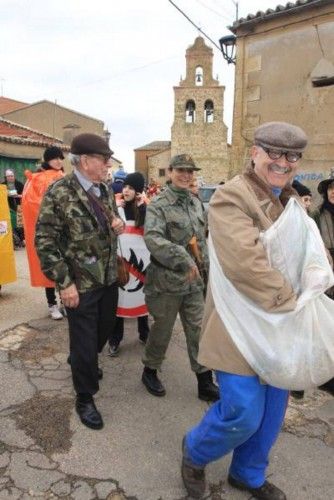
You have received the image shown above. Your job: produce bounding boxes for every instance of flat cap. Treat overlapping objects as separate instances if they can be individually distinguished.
[71,133,113,156]
[169,154,201,171]
[254,121,308,152]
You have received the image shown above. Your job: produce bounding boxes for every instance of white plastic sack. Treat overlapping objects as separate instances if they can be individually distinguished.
[209,198,334,390]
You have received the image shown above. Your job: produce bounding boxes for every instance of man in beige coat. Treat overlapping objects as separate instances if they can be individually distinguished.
[181,122,308,500]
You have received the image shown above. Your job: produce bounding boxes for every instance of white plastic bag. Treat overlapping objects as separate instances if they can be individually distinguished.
[209,198,334,390]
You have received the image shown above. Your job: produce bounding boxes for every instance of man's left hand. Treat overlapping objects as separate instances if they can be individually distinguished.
[112,217,125,235]
[60,284,80,308]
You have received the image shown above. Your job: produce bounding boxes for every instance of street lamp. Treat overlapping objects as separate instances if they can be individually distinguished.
[219,35,236,65]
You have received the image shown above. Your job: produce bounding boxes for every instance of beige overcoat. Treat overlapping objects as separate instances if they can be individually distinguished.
[198,165,298,375]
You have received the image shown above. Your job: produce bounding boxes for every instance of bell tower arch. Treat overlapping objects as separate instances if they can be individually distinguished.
[171,36,229,183]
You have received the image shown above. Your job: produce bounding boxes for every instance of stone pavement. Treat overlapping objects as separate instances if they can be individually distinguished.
[0,249,333,499]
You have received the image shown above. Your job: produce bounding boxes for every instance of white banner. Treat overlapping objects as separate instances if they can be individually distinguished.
[117,220,150,317]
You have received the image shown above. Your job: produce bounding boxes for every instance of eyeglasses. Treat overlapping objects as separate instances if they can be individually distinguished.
[261,147,302,163]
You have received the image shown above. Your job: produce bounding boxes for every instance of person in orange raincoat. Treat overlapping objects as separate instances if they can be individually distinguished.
[22,146,65,320]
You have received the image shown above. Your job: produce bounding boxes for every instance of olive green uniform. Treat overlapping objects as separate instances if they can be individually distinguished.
[143,186,208,373]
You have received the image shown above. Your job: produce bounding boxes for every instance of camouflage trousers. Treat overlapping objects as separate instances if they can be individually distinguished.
[142,291,207,373]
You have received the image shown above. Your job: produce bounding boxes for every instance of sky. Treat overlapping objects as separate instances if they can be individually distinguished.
[0,0,284,171]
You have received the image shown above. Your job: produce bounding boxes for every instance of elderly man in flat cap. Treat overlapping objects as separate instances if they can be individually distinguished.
[35,133,124,430]
[141,154,219,402]
[181,122,308,500]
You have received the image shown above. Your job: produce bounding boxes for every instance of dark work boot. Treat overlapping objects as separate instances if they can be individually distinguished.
[141,367,166,397]
[75,394,103,430]
[181,436,206,499]
[228,475,286,500]
[196,371,219,402]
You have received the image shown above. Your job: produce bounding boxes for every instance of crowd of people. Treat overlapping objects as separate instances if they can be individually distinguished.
[1,123,334,499]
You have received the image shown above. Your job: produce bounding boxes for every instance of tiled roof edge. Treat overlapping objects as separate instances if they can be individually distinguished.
[230,0,328,32]
[0,117,64,142]
[0,134,69,148]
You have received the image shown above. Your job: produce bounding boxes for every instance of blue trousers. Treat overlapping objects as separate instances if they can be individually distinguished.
[185,371,289,488]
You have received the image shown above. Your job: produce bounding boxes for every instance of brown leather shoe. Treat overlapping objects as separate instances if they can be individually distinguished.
[181,437,206,499]
[228,475,286,500]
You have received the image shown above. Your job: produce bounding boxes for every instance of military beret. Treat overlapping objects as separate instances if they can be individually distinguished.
[254,122,308,153]
[71,133,113,156]
[169,154,201,171]
[318,178,334,195]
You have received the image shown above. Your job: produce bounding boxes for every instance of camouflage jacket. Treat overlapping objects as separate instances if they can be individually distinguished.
[35,172,118,293]
[144,186,209,295]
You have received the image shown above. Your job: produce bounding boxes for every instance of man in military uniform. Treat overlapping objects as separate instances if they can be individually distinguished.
[35,133,124,430]
[141,154,219,402]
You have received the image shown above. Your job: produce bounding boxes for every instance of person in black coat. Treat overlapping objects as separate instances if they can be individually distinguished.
[2,169,25,246]
[2,169,24,211]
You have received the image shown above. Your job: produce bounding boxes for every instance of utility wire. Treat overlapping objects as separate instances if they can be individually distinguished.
[211,0,237,18]
[193,0,232,21]
[315,24,325,57]
[167,0,223,52]
[47,55,179,96]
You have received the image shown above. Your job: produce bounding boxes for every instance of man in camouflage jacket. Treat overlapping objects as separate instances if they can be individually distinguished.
[35,133,124,430]
[141,154,219,402]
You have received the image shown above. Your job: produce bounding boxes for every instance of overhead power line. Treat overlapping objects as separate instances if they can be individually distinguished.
[212,0,238,21]
[167,0,223,52]
[193,0,232,21]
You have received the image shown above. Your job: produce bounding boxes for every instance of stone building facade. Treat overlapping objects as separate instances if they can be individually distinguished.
[230,0,334,196]
[171,36,230,184]
[134,141,171,182]
[0,97,121,182]
[2,100,106,145]
[147,147,171,184]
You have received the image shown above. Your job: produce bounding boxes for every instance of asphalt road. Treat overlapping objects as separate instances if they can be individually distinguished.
[0,249,333,499]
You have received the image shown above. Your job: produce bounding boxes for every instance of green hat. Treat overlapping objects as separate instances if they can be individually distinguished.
[169,154,201,171]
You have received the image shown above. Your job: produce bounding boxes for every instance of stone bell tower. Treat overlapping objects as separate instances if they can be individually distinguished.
[171,36,229,183]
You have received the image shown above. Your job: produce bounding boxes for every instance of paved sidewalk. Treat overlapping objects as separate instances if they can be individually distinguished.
[0,250,333,499]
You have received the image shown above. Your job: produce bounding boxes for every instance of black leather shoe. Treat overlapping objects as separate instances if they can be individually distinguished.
[142,367,166,397]
[68,355,102,380]
[181,436,206,499]
[196,371,220,402]
[228,475,286,500]
[75,396,103,430]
